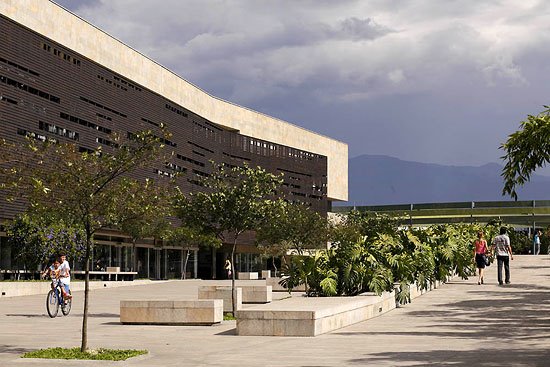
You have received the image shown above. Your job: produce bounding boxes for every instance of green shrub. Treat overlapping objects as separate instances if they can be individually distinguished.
[280,213,491,302]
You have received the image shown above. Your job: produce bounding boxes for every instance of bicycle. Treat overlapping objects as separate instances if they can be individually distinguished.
[46,281,72,318]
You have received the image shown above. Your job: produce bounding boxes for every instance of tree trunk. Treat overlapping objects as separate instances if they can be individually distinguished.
[131,239,137,272]
[211,247,217,279]
[81,228,92,352]
[182,249,190,280]
[230,236,237,315]
[272,255,278,277]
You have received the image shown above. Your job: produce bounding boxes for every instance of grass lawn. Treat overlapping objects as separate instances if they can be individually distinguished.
[22,347,147,361]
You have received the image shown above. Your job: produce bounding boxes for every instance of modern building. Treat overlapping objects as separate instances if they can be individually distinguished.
[0,0,348,279]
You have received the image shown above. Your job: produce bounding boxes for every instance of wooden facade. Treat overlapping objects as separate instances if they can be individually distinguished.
[0,15,328,278]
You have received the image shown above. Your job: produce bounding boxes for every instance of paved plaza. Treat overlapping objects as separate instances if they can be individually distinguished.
[0,255,549,366]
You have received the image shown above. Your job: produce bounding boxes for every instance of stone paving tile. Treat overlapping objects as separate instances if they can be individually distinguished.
[0,255,549,366]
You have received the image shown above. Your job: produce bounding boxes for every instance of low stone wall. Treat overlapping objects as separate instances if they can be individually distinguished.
[198,286,243,312]
[236,291,396,337]
[237,272,259,280]
[0,279,157,298]
[120,300,222,325]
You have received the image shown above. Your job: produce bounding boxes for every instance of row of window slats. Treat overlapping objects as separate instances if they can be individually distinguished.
[0,16,329,218]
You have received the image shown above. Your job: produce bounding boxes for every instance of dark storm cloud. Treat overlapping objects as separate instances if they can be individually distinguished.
[57,0,550,170]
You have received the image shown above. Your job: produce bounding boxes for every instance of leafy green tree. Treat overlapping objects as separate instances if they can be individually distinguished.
[6,213,85,277]
[17,130,166,352]
[256,202,329,276]
[117,179,175,272]
[501,105,550,199]
[175,163,284,313]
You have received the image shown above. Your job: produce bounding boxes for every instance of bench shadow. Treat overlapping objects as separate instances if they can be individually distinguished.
[5,313,45,318]
[0,344,34,354]
[216,328,237,336]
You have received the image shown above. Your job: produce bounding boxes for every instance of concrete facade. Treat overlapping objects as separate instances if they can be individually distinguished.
[0,0,348,201]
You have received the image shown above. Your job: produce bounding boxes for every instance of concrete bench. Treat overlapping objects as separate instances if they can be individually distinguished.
[237,272,259,280]
[198,286,243,312]
[241,285,272,304]
[236,291,395,336]
[198,285,272,311]
[120,300,222,325]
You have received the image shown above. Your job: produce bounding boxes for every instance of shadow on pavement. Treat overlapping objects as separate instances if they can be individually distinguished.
[0,345,34,354]
[347,348,549,366]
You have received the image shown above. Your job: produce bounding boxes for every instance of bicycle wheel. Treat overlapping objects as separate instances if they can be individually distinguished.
[46,289,59,318]
[61,290,72,316]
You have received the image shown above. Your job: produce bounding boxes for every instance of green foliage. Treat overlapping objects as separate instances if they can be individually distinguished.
[281,213,492,302]
[256,202,329,278]
[175,163,284,241]
[223,313,236,321]
[22,347,147,361]
[501,105,550,200]
[6,213,85,273]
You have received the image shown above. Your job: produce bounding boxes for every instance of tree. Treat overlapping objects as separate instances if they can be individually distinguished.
[175,163,284,314]
[501,105,550,200]
[117,179,175,273]
[256,202,329,276]
[16,130,166,352]
[6,213,85,277]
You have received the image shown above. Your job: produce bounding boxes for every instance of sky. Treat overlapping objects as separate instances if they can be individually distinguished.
[54,0,550,169]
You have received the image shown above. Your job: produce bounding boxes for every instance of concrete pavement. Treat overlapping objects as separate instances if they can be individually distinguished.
[1,255,549,366]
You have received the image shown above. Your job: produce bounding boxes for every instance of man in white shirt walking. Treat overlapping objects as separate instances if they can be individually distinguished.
[491,227,514,285]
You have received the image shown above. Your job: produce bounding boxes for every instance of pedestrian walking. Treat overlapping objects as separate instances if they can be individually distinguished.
[224,259,232,279]
[533,230,541,255]
[491,227,514,285]
[473,231,488,285]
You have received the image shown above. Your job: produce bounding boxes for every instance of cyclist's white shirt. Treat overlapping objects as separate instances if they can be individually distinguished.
[59,260,71,285]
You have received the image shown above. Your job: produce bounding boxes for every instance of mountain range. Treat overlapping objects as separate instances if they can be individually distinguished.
[340,154,550,206]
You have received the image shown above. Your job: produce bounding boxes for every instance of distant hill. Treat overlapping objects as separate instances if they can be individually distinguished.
[339,154,550,206]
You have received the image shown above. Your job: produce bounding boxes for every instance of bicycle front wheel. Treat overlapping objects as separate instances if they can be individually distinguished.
[46,289,59,318]
[61,290,72,316]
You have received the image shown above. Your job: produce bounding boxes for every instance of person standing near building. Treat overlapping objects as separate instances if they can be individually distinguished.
[533,230,541,255]
[491,227,514,285]
[224,259,232,279]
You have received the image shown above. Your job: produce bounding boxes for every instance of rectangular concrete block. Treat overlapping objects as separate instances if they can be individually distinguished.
[236,292,396,337]
[241,285,272,303]
[261,270,271,279]
[198,286,242,312]
[237,272,259,280]
[120,299,222,325]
